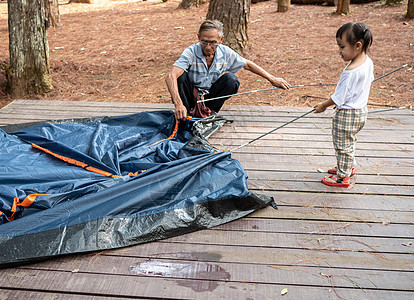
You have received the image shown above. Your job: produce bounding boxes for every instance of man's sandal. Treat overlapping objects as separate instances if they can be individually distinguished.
[322,175,351,187]
[328,166,356,177]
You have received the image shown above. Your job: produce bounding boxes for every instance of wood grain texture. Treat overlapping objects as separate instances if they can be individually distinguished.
[0,100,413,299]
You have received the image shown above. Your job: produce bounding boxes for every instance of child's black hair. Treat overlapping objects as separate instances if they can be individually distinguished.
[336,22,373,53]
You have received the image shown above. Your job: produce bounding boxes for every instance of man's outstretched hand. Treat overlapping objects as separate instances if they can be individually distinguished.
[269,75,290,90]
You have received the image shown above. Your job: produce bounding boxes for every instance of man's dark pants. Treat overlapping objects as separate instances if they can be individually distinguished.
[177,72,240,113]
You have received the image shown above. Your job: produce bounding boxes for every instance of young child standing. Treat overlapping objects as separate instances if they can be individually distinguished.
[314,22,374,187]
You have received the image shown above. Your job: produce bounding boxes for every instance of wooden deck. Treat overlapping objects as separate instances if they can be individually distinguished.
[0,100,413,299]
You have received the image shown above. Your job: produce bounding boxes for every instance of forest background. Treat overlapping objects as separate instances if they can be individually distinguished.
[0,0,412,110]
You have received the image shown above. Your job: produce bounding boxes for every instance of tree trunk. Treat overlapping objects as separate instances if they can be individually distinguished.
[336,0,350,14]
[277,0,290,12]
[7,0,53,97]
[407,0,414,19]
[206,0,250,53]
[179,0,206,9]
[44,0,61,28]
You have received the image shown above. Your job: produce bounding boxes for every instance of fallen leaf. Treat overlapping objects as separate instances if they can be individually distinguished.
[381,222,390,226]
[8,272,26,278]
[281,288,288,296]
[72,268,80,273]
[402,242,412,247]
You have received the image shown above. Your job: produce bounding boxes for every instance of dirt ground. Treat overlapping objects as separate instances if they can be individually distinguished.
[0,0,413,111]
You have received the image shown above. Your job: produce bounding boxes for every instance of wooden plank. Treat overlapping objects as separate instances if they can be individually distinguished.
[254,199,414,213]
[12,254,414,291]
[235,155,414,175]
[219,110,414,123]
[0,105,170,115]
[3,99,174,109]
[1,100,413,299]
[3,112,412,130]
[222,118,414,131]
[220,105,412,116]
[245,205,414,224]
[1,268,412,300]
[164,228,414,254]
[216,130,413,143]
[0,110,138,120]
[213,218,414,239]
[219,115,414,126]
[97,241,414,271]
[1,100,412,118]
[6,100,411,115]
[211,138,414,152]
[218,125,414,135]
[3,116,412,132]
[252,191,414,211]
[212,132,413,144]
[1,102,412,136]
[229,146,414,159]
[246,170,413,186]
[247,179,414,196]
[2,100,412,120]
[0,289,118,300]
[3,103,411,121]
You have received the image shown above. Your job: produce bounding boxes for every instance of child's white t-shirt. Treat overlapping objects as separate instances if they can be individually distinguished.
[331,56,374,109]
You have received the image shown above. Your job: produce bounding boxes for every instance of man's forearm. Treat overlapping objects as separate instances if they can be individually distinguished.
[243,60,290,90]
[165,69,188,121]
[244,60,272,81]
[165,73,183,107]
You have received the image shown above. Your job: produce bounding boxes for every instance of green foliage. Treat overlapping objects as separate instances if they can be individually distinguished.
[0,63,12,78]
[381,0,404,6]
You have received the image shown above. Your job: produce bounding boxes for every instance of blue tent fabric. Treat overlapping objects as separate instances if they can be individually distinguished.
[0,110,273,266]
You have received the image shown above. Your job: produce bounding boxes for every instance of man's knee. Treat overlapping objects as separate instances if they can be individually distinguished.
[177,72,190,85]
[220,73,240,89]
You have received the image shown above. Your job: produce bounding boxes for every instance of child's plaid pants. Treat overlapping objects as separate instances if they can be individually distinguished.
[332,107,368,178]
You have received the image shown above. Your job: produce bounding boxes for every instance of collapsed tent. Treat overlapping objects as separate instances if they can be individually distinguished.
[0,110,273,266]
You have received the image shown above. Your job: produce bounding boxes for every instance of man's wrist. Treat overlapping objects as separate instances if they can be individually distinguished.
[172,97,182,106]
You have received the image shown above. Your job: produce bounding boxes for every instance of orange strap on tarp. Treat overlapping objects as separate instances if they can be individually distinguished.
[32,143,120,178]
[129,170,146,177]
[32,143,87,168]
[7,194,50,221]
[151,116,192,146]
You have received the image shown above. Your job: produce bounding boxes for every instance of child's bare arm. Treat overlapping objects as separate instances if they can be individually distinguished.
[314,98,335,113]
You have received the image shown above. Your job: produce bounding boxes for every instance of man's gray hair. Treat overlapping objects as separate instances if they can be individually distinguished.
[198,20,224,38]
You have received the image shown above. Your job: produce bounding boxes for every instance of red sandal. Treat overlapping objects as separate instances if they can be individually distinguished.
[328,166,356,177]
[322,175,351,187]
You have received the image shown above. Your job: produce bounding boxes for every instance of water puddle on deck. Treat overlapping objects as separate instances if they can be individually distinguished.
[130,259,231,292]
